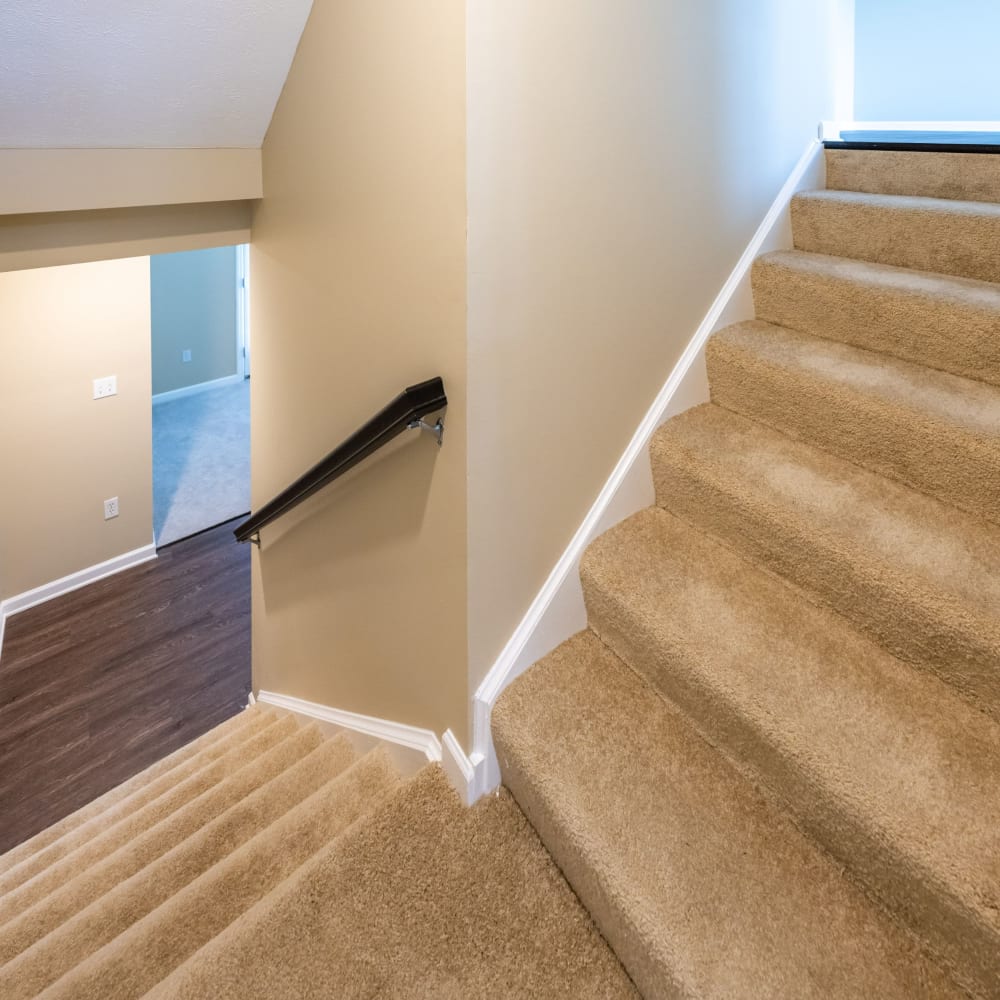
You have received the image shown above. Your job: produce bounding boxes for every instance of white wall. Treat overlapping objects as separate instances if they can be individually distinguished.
[855,0,1000,120]
[466,0,849,696]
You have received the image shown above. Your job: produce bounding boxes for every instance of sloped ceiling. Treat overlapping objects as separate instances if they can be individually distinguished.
[0,0,314,148]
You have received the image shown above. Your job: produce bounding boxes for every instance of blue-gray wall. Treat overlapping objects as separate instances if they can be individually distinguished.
[855,0,1000,120]
[150,245,239,395]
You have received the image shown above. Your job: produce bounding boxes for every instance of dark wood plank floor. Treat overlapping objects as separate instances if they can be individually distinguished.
[0,518,251,854]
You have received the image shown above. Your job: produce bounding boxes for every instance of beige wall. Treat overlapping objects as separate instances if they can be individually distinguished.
[466,1,848,691]
[0,257,153,600]
[0,148,261,216]
[151,246,239,395]
[250,0,469,739]
[0,201,252,274]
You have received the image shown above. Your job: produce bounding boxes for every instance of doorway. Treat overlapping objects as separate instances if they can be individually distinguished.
[151,245,251,547]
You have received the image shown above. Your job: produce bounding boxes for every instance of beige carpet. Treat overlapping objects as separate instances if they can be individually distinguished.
[0,707,635,998]
[493,632,960,1000]
[826,147,1000,203]
[791,188,1000,283]
[3,146,1000,999]
[495,147,1000,1000]
[706,319,1000,524]
[752,249,1000,386]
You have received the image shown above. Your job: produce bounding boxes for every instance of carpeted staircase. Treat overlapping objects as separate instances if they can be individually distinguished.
[0,706,636,998]
[493,145,1000,999]
[4,146,999,999]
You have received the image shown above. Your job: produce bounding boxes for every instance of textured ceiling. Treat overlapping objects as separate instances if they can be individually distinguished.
[0,1,314,148]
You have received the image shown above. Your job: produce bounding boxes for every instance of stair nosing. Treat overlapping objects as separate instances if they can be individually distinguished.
[793,187,1000,216]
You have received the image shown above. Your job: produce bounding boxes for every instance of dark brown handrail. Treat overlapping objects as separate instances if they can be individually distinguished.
[234,376,447,544]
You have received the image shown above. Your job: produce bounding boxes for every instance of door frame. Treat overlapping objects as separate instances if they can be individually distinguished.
[236,244,250,379]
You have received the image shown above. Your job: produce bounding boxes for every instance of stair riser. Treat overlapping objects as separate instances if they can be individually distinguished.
[791,194,1000,283]
[651,437,1000,723]
[495,733,685,1000]
[825,149,1000,204]
[705,337,1000,525]
[751,255,1000,387]
[580,566,1000,998]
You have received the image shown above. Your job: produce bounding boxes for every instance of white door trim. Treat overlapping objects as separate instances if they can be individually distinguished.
[236,243,250,379]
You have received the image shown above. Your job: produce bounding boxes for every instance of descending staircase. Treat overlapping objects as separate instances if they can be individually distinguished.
[0,706,636,998]
[494,146,1000,999]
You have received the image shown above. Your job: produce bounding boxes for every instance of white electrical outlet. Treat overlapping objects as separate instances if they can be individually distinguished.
[104,497,119,520]
[182,349,192,363]
[93,375,117,399]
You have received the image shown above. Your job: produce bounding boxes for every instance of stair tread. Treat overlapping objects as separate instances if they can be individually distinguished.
[492,630,960,1000]
[0,733,360,1000]
[0,706,274,897]
[706,320,1000,524]
[138,766,637,1000]
[581,506,1000,993]
[753,249,1000,386]
[15,742,393,1000]
[791,189,1000,283]
[0,713,299,943]
[714,320,1000,433]
[651,403,1000,713]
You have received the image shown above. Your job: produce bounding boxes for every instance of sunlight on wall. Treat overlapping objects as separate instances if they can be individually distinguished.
[466,0,848,694]
[856,0,1000,120]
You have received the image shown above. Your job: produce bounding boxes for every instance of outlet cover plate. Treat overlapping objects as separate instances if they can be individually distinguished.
[104,497,119,520]
[93,375,117,399]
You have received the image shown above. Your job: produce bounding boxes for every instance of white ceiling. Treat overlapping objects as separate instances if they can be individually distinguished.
[0,1,314,148]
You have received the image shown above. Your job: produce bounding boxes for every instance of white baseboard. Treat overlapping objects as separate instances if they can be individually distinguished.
[465,137,826,802]
[152,372,245,406]
[0,543,158,658]
[255,690,479,803]
[441,729,477,806]
[256,689,443,759]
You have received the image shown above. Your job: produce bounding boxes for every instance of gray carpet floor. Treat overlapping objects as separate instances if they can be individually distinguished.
[153,380,250,547]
